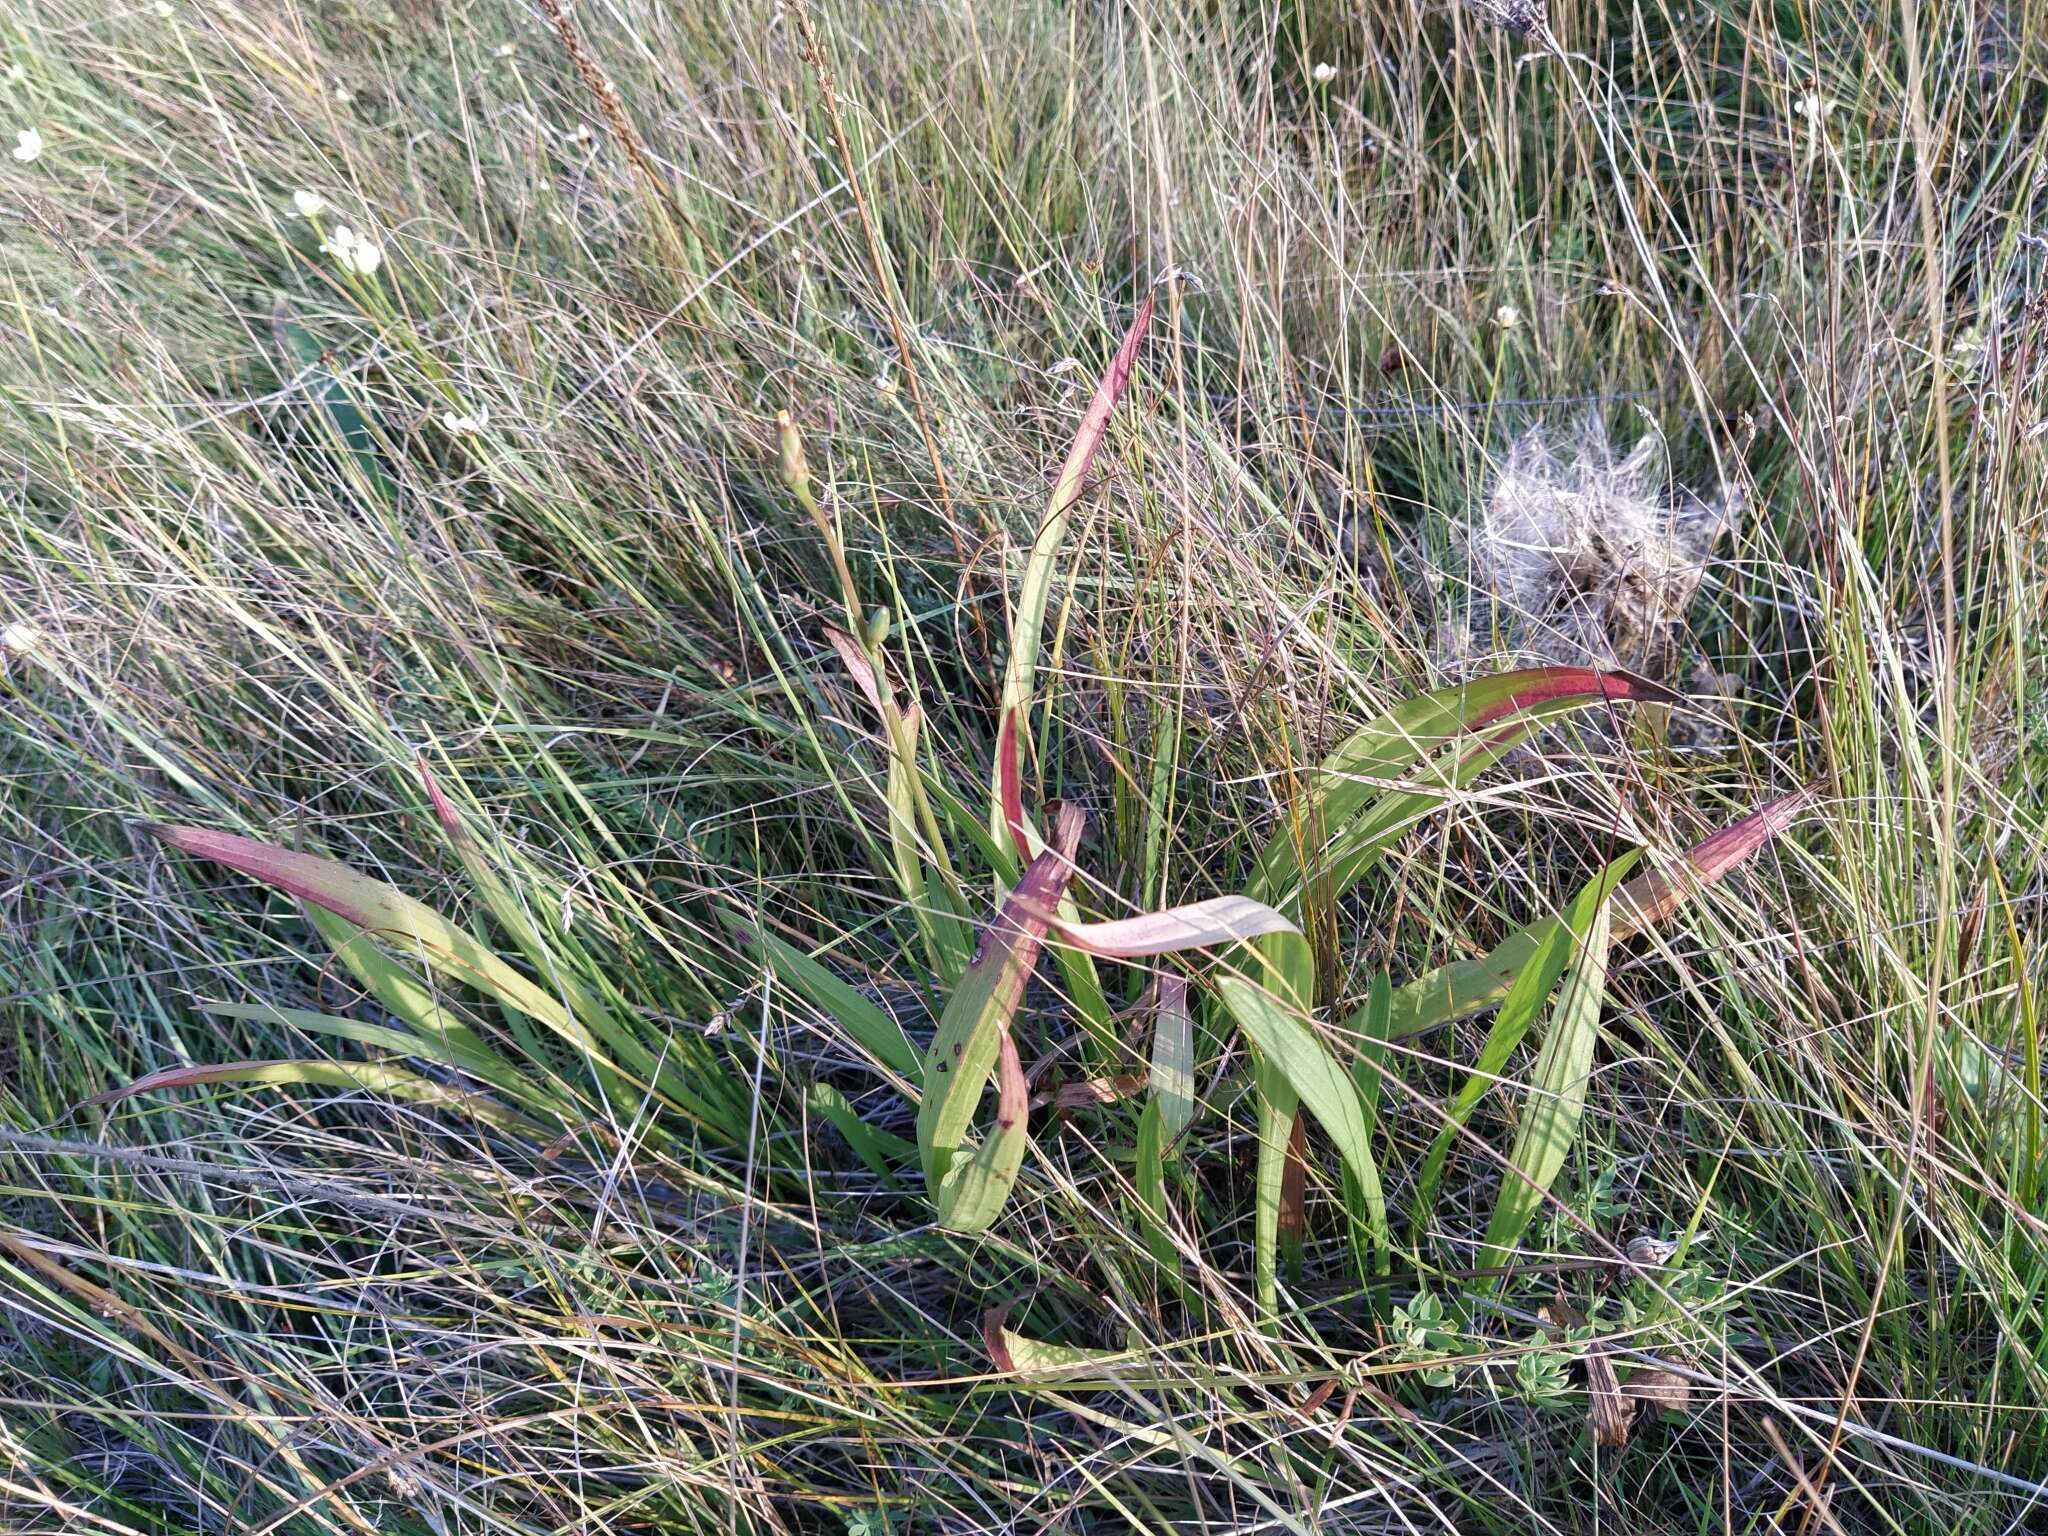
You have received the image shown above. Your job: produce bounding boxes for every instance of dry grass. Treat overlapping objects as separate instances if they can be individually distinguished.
[2,0,2045,1531]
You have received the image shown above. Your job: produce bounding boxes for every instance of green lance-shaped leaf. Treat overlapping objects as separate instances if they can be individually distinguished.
[1411,854,1637,1214]
[809,1082,917,1183]
[144,825,636,1081]
[1147,974,1195,1150]
[992,291,1155,831]
[1247,666,1676,921]
[1383,785,1817,1040]
[1134,976,1194,1279]
[1238,667,1669,1238]
[271,298,395,502]
[1479,869,1620,1269]
[84,1058,544,1138]
[724,915,922,1084]
[917,804,1086,1232]
[1221,973,1390,1296]
[982,1302,1181,1388]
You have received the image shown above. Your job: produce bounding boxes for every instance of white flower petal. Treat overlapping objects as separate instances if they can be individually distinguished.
[12,126,43,162]
[292,189,327,217]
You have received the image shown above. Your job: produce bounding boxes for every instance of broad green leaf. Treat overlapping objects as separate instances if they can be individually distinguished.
[201,1001,440,1062]
[85,1058,542,1137]
[271,298,395,502]
[982,1304,1180,1387]
[1344,972,1394,1275]
[149,826,628,1073]
[823,624,974,986]
[1383,785,1816,1040]
[1249,1051,1298,1314]
[1411,854,1637,1214]
[1134,1099,1179,1279]
[883,703,973,984]
[1222,976,1388,1277]
[300,901,513,1079]
[200,998,567,1125]
[918,806,1084,1231]
[1480,872,1619,1268]
[1247,667,1672,921]
[722,914,921,1084]
[1148,975,1195,1150]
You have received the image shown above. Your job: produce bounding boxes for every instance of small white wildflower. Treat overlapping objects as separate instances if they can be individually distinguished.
[12,125,43,162]
[440,406,488,435]
[1793,92,1833,125]
[291,189,327,217]
[493,43,516,58]
[562,122,591,143]
[4,65,25,87]
[154,1,174,16]
[873,373,897,403]
[1,621,45,654]
[332,84,355,105]
[1311,62,1337,83]
[1493,303,1520,329]
[320,223,384,277]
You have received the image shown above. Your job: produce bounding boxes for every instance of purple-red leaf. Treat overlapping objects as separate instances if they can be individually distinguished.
[997,708,1031,864]
[1613,783,1819,941]
[917,802,1087,1231]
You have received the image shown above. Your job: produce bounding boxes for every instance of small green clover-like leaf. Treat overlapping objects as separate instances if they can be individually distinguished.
[1516,1347,1572,1404]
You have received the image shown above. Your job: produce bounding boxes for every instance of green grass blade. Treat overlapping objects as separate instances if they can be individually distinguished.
[1478,871,1620,1270]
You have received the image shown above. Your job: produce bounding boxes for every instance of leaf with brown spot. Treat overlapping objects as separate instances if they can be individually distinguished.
[916,804,1085,1232]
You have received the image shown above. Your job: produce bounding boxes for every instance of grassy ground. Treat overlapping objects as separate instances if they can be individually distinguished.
[3,0,2045,1530]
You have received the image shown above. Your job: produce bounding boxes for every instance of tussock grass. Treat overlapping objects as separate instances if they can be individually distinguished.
[2,0,2044,1530]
